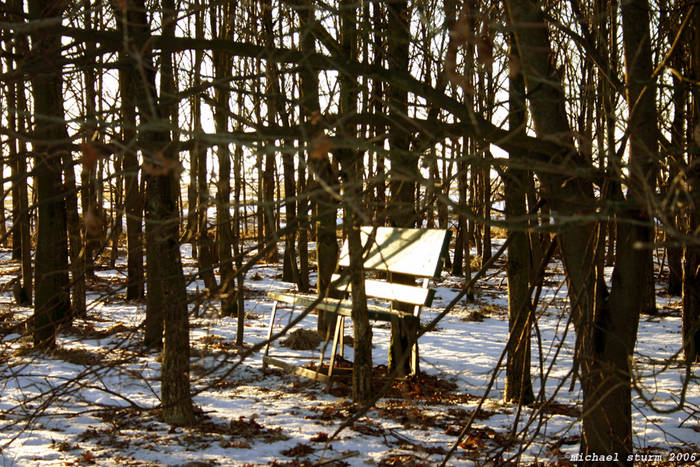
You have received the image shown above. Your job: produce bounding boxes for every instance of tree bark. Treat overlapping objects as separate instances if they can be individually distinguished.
[387,0,418,376]
[120,61,145,300]
[114,0,194,425]
[294,0,340,334]
[504,40,534,406]
[337,0,372,402]
[213,0,237,317]
[506,0,641,461]
[6,0,32,305]
[64,154,86,318]
[29,0,72,349]
[192,3,217,294]
[682,6,700,363]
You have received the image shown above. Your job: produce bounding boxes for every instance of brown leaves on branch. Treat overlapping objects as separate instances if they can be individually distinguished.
[310,135,332,160]
[143,150,183,176]
[80,143,99,171]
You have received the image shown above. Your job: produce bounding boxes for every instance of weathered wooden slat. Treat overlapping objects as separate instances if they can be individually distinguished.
[262,356,330,382]
[337,227,451,278]
[266,291,414,321]
[330,274,432,306]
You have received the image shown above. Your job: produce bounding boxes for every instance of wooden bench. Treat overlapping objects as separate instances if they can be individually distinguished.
[262,226,451,384]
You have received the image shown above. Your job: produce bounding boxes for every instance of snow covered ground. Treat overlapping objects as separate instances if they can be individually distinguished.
[0,244,698,466]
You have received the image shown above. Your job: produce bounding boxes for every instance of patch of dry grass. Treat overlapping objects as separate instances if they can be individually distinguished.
[280,329,323,350]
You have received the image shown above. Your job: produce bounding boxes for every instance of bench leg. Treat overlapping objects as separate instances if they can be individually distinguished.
[325,314,344,391]
[338,315,345,359]
[262,301,279,369]
[316,320,334,373]
[410,341,419,376]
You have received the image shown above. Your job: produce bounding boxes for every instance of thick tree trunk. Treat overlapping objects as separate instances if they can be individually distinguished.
[115,0,194,425]
[294,0,339,333]
[682,7,700,363]
[506,0,642,461]
[29,0,72,349]
[504,44,534,406]
[387,0,418,376]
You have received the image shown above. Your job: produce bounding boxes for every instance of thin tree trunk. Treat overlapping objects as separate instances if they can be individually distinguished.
[213,1,237,316]
[110,156,123,268]
[193,2,217,294]
[6,0,32,305]
[120,61,144,300]
[64,153,86,318]
[338,0,372,402]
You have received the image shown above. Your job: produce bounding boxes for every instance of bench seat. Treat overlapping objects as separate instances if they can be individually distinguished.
[266,291,416,322]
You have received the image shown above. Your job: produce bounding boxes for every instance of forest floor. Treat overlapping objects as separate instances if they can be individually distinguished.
[0,241,699,466]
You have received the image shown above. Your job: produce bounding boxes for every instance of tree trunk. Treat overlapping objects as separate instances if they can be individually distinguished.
[114,0,194,424]
[504,41,534,406]
[64,154,86,318]
[193,3,217,294]
[213,0,237,317]
[118,49,145,301]
[452,139,466,277]
[682,7,700,363]
[261,12,279,264]
[294,0,339,334]
[110,156,124,268]
[506,0,638,461]
[192,5,217,293]
[297,148,310,293]
[6,0,32,305]
[387,0,418,376]
[29,0,72,349]
[338,0,372,402]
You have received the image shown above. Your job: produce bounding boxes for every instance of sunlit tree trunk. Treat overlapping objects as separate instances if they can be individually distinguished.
[64,152,86,318]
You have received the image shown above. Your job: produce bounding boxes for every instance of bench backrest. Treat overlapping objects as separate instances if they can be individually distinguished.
[334,227,451,307]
